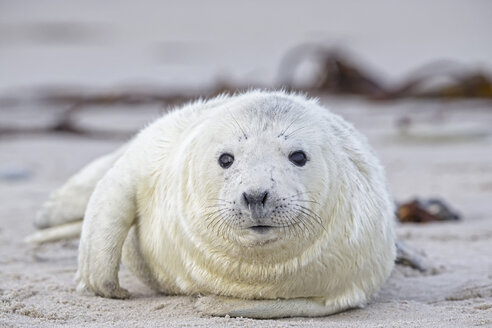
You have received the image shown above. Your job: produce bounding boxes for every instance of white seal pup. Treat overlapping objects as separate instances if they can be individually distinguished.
[30,90,396,318]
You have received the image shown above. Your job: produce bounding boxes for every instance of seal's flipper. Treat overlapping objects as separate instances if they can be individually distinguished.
[76,158,137,299]
[195,295,347,318]
[395,240,431,272]
[25,220,82,244]
[35,145,128,230]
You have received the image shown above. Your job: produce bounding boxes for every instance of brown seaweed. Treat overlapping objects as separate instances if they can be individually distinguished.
[397,198,460,223]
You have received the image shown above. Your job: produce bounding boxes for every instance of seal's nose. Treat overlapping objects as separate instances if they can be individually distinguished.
[242,191,268,208]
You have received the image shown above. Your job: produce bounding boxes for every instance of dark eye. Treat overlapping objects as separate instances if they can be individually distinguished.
[218,153,234,169]
[289,151,307,167]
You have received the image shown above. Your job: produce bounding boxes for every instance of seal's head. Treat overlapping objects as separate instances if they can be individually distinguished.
[185,92,345,250]
[215,97,333,248]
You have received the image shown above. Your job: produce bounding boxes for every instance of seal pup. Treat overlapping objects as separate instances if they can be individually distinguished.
[30,91,396,318]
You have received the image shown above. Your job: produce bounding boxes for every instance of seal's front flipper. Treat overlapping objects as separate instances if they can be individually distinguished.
[76,158,137,299]
[195,295,344,319]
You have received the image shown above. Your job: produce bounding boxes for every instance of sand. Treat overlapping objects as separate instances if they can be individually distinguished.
[1,97,491,327]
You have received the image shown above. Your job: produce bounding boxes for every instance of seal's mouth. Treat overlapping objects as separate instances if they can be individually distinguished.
[248,225,275,234]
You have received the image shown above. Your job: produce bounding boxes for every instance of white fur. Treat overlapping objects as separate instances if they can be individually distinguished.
[37,91,396,318]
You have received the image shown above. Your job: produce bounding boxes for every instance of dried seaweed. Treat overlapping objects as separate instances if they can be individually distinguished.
[0,84,247,139]
[0,104,132,140]
[396,198,460,223]
[278,45,492,99]
[1,45,491,139]
[277,45,386,97]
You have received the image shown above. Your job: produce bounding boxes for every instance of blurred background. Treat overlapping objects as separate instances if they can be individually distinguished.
[1,0,492,90]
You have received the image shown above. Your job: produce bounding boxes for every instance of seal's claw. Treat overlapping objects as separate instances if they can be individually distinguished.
[94,280,130,299]
[102,285,130,299]
[76,276,130,299]
[76,255,130,300]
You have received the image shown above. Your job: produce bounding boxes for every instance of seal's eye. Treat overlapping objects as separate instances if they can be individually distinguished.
[218,153,234,169]
[289,150,307,167]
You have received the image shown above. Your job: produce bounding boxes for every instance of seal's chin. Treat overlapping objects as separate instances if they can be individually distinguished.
[236,225,281,246]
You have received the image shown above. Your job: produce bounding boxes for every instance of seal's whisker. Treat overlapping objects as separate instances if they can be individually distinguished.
[284,125,307,138]
[213,218,224,238]
[210,212,227,232]
[207,198,232,204]
[211,214,225,238]
[214,216,224,238]
[296,209,323,233]
[278,112,304,137]
[289,211,306,238]
[280,191,318,201]
[297,217,310,238]
[289,208,308,233]
[204,208,226,217]
[206,209,228,230]
[291,215,304,238]
[294,206,328,234]
[284,211,303,239]
[223,216,236,239]
[278,213,294,238]
[297,214,311,238]
[293,199,320,205]
[203,204,230,211]
[205,202,230,207]
[203,213,225,226]
[295,204,324,223]
[204,210,225,222]
[217,215,232,239]
[203,208,228,219]
[228,109,248,140]
[204,204,224,210]
[205,216,221,231]
[295,211,316,237]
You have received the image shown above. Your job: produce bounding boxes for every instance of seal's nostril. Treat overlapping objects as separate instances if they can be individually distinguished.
[243,191,269,208]
[242,192,249,206]
[261,191,268,206]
